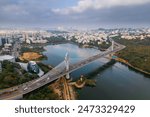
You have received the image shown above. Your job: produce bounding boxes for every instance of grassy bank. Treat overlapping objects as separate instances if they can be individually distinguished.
[113,37,150,73]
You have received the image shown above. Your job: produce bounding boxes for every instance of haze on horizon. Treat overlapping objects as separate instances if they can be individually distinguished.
[0,0,150,29]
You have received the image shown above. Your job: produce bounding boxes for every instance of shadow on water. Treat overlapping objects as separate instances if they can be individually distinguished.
[119,62,150,78]
[85,59,116,79]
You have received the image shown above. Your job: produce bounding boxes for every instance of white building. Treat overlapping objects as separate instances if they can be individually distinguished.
[0,55,15,62]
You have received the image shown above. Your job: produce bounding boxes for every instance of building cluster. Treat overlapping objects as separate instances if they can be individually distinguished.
[0,28,150,47]
[0,30,51,46]
[0,30,109,47]
[22,32,49,44]
[101,28,150,40]
[120,34,150,40]
[0,34,13,54]
[53,28,150,44]
[66,31,108,44]
[0,30,47,75]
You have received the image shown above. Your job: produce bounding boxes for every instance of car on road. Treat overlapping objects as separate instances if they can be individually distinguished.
[23,87,28,91]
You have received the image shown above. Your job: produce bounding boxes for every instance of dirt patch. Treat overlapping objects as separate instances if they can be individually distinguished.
[19,52,43,61]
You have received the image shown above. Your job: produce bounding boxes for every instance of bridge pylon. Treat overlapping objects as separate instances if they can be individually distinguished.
[65,52,70,79]
[109,40,114,58]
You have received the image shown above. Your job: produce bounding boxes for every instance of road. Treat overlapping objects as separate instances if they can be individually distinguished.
[0,40,125,99]
[62,77,71,100]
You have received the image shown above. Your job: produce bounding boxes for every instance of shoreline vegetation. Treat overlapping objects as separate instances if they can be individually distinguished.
[68,77,96,100]
[116,57,150,76]
[112,36,150,75]
[70,77,96,89]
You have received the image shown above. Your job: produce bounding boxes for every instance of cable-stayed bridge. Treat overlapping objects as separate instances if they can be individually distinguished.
[0,40,125,99]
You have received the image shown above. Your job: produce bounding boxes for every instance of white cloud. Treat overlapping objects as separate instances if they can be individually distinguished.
[2,4,28,15]
[52,0,150,14]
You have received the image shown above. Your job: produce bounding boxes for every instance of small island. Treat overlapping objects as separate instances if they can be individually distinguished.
[70,76,96,89]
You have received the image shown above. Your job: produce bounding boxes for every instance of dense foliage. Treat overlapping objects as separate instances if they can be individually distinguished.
[23,86,59,100]
[113,36,150,46]
[45,36,67,43]
[113,37,150,73]
[37,62,52,73]
[0,60,38,89]
[88,40,111,49]
[20,46,45,53]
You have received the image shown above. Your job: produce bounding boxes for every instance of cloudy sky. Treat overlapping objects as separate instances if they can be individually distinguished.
[0,0,150,29]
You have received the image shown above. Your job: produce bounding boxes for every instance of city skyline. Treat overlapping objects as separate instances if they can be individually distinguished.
[0,0,150,29]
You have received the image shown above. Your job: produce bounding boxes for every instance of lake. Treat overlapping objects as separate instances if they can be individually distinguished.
[42,43,150,100]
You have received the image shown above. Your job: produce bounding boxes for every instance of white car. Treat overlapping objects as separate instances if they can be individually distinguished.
[23,87,28,91]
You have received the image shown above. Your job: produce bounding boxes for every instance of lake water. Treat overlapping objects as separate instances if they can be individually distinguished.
[42,43,150,100]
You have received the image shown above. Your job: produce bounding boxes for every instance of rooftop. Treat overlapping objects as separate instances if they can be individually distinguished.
[0,55,15,61]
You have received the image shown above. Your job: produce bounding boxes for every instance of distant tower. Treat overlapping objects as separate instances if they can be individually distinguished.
[0,37,2,46]
[6,38,9,44]
[65,52,70,79]
[111,40,114,51]
[26,33,29,40]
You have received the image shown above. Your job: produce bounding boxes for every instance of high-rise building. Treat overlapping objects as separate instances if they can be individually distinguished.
[0,37,2,46]
[1,38,7,45]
